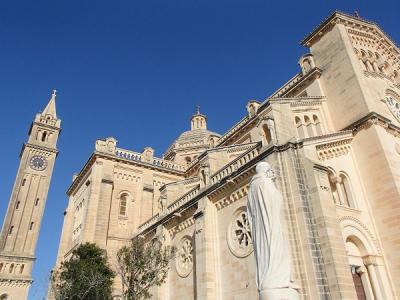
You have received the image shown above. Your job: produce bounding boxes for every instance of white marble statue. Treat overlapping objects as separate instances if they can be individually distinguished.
[247,162,299,300]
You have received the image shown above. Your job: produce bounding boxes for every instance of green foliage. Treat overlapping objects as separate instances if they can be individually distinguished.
[116,237,176,300]
[51,242,115,300]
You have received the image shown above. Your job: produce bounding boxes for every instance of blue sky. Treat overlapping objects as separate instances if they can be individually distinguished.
[0,0,398,298]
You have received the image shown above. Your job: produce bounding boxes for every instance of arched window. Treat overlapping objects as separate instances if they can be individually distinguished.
[263,124,272,145]
[29,222,34,230]
[35,198,39,206]
[16,201,20,210]
[295,116,305,138]
[20,264,24,274]
[0,263,3,272]
[119,194,128,216]
[304,116,313,137]
[339,173,355,208]
[313,115,323,135]
[8,226,14,235]
[9,264,14,273]
[22,178,26,186]
[42,131,47,142]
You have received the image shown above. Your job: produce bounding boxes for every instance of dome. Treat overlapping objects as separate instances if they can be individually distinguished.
[163,107,221,160]
[175,129,220,145]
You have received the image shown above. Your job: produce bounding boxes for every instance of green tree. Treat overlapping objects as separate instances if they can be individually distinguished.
[51,242,115,300]
[116,237,176,300]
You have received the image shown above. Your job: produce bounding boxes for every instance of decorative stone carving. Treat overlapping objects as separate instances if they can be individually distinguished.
[198,164,210,188]
[142,147,154,162]
[95,137,117,154]
[158,194,167,214]
[227,207,253,258]
[176,237,193,277]
[246,100,260,118]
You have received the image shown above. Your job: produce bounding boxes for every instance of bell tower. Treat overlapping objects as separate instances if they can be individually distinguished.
[0,90,61,299]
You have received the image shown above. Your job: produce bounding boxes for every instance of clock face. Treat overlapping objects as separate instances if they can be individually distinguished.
[386,95,400,122]
[30,155,47,171]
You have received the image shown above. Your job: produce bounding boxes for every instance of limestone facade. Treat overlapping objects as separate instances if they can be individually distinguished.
[0,92,61,300]
[54,12,400,300]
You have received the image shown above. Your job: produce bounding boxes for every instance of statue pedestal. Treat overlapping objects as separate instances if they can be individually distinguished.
[260,288,299,300]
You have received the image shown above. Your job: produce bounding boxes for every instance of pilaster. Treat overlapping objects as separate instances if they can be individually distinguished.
[193,197,221,300]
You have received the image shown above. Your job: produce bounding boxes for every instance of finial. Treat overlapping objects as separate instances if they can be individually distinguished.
[196,105,200,115]
[51,89,57,99]
[354,10,360,18]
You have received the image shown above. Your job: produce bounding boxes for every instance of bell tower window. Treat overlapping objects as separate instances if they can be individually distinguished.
[41,131,47,142]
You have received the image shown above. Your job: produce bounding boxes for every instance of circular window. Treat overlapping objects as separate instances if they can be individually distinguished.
[227,208,253,258]
[176,237,193,277]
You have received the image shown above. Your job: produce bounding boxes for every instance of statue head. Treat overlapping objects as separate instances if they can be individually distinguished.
[256,162,271,174]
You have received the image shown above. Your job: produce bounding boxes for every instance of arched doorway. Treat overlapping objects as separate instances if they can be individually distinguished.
[346,238,369,299]
[342,220,392,300]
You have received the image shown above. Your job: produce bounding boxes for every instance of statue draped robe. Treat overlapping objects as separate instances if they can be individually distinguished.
[247,166,292,293]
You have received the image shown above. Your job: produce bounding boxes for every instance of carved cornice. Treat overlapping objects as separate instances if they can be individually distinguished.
[267,68,322,100]
[22,143,58,156]
[215,185,249,210]
[168,217,195,239]
[301,11,399,51]
[317,140,352,161]
[0,278,33,287]
[346,112,400,138]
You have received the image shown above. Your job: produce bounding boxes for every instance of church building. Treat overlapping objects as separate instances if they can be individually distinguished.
[54,11,400,299]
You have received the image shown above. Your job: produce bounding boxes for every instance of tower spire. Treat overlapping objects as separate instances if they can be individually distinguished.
[42,89,57,118]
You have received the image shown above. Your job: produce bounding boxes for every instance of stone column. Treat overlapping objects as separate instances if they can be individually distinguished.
[356,266,375,300]
[334,176,346,206]
[363,256,383,300]
[193,197,221,300]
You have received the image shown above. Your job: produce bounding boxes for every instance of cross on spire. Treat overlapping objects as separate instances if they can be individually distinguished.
[196,105,200,115]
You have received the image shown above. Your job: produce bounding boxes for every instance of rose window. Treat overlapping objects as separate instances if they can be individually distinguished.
[227,208,253,257]
[176,237,193,277]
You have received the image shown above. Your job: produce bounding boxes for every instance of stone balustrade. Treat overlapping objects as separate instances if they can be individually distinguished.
[138,144,261,233]
[138,213,160,232]
[166,186,199,214]
[115,148,186,172]
[211,144,260,185]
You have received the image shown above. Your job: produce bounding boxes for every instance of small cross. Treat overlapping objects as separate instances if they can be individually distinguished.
[52,89,57,97]
[354,10,360,18]
[196,105,200,114]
